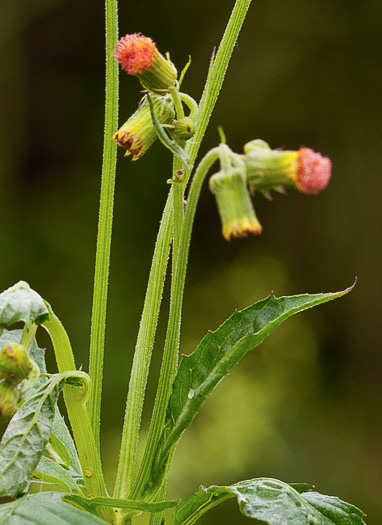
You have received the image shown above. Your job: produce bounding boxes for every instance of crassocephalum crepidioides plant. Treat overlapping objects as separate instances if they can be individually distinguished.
[0,2,364,525]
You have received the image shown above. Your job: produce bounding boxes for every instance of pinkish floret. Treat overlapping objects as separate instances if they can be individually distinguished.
[296,147,332,194]
[113,33,156,75]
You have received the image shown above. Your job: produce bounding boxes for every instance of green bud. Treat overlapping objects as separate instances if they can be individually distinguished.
[173,116,195,141]
[209,168,262,241]
[113,95,175,160]
[0,343,33,384]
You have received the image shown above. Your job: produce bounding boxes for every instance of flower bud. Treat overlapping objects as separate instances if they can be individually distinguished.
[0,383,18,424]
[244,140,331,195]
[209,169,262,241]
[173,116,195,141]
[113,96,175,160]
[0,343,33,384]
[113,33,178,93]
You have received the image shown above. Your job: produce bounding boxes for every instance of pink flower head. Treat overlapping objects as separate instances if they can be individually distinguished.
[113,33,177,93]
[296,148,332,194]
[113,33,156,75]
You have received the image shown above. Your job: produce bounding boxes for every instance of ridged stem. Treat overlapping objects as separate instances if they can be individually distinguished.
[88,0,119,451]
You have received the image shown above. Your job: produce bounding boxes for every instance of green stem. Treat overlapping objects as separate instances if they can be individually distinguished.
[42,316,111,512]
[20,322,38,353]
[114,0,252,506]
[169,86,185,120]
[185,0,253,182]
[131,149,220,500]
[88,0,119,450]
[113,194,173,500]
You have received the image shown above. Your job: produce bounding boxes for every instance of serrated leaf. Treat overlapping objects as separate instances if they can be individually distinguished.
[174,478,366,525]
[63,494,177,515]
[0,375,63,497]
[0,281,51,331]
[0,491,107,524]
[33,455,82,494]
[153,287,353,485]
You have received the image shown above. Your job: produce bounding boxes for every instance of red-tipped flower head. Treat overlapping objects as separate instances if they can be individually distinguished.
[244,140,332,196]
[296,147,332,194]
[114,33,156,75]
[113,33,177,93]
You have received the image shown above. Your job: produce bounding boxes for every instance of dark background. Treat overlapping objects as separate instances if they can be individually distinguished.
[1,0,381,523]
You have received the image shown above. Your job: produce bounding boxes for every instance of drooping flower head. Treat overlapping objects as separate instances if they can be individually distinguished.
[113,95,175,160]
[113,33,178,93]
[244,140,331,195]
[209,169,262,241]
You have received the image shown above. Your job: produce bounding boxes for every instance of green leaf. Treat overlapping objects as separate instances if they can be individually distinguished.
[50,411,82,474]
[0,370,89,497]
[178,56,192,87]
[174,478,366,525]
[48,431,72,468]
[0,375,63,497]
[0,281,52,331]
[0,329,82,475]
[153,287,354,485]
[33,455,82,494]
[0,491,107,524]
[148,94,192,170]
[63,494,178,515]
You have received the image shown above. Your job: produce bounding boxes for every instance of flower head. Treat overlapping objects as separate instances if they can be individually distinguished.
[113,33,178,93]
[209,169,262,241]
[113,95,175,160]
[244,140,331,195]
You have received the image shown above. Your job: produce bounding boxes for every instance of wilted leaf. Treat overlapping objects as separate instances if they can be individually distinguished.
[174,478,366,525]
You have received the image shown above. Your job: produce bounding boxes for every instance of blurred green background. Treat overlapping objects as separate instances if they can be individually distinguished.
[1,0,381,523]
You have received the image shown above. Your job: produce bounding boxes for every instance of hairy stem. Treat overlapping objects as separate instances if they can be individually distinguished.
[131,148,220,499]
[88,0,119,451]
[113,195,173,499]
[114,0,253,506]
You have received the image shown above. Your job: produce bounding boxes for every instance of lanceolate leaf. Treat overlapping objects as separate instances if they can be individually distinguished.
[153,287,354,483]
[0,491,107,524]
[173,478,366,525]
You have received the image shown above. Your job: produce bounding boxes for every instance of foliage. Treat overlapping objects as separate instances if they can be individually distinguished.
[0,1,364,524]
